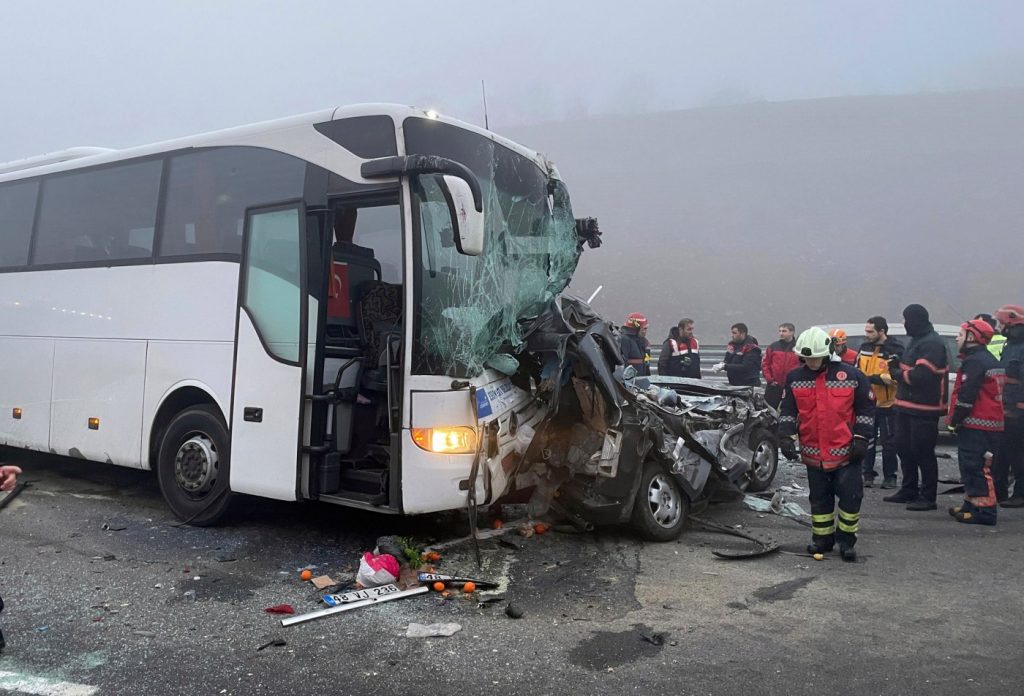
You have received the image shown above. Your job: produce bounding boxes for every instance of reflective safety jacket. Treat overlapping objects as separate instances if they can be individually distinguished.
[780,362,875,470]
[988,334,1006,360]
[658,337,701,378]
[724,336,762,386]
[893,326,949,416]
[947,346,1004,432]
[857,336,905,409]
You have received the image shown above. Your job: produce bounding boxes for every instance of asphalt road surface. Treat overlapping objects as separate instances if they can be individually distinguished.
[1,441,1021,696]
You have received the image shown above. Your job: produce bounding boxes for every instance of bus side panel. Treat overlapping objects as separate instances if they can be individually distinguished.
[0,337,55,451]
[50,339,147,467]
[140,341,235,469]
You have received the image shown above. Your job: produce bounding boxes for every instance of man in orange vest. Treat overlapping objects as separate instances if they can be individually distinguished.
[856,316,904,489]
[780,328,875,561]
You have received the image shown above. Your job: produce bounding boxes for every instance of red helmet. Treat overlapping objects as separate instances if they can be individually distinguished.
[962,320,995,345]
[996,304,1024,327]
[624,312,648,329]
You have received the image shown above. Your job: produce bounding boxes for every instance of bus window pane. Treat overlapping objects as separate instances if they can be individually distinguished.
[34,160,161,265]
[244,207,301,362]
[0,180,38,267]
[160,148,305,258]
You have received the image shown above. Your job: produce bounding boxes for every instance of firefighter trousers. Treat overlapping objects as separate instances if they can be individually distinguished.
[807,463,863,549]
[994,416,1024,500]
[957,427,999,523]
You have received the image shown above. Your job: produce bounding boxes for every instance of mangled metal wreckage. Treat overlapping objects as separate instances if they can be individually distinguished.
[496,297,779,541]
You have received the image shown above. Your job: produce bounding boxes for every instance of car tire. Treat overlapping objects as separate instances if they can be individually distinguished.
[156,405,233,526]
[746,428,779,492]
[630,461,689,542]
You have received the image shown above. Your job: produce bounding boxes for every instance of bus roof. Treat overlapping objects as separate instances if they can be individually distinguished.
[0,103,552,183]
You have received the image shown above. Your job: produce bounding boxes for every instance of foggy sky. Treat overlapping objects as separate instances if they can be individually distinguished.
[2,1,1024,159]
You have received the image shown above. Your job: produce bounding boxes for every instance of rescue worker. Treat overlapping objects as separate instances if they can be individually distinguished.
[975,313,1006,359]
[0,464,22,653]
[946,320,1004,525]
[712,323,762,386]
[856,316,904,489]
[883,304,949,511]
[620,312,651,376]
[779,327,874,561]
[657,318,701,379]
[993,304,1024,507]
[761,323,800,409]
[829,328,858,365]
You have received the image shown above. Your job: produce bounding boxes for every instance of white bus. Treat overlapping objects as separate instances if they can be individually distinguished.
[0,105,590,524]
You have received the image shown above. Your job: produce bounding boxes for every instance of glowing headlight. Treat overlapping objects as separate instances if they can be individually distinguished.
[411,427,478,454]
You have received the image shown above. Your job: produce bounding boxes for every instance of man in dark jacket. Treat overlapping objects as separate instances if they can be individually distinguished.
[762,322,799,408]
[993,305,1024,507]
[883,304,949,511]
[946,320,1005,525]
[657,319,701,379]
[713,323,761,386]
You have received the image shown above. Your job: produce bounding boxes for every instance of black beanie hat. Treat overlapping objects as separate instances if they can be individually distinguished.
[903,304,930,336]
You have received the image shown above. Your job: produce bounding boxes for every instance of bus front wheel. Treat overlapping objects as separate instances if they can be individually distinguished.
[157,405,233,526]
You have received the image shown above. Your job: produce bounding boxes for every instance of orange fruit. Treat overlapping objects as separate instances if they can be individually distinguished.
[432,581,446,592]
[300,569,313,581]
[491,519,504,529]
[462,581,476,593]
[533,523,548,535]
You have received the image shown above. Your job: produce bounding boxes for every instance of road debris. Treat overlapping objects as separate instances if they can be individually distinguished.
[264,604,296,615]
[356,552,400,588]
[691,516,780,559]
[505,603,525,619]
[310,575,335,590]
[0,482,27,511]
[256,638,287,651]
[406,622,463,638]
[323,584,401,607]
[282,586,428,627]
[416,572,498,590]
[743,493,810,520]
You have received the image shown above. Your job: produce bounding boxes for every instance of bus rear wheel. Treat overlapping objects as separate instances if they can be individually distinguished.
[157,405,233,526]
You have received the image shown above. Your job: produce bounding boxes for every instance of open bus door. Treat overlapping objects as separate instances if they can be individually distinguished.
[229,202,309,501]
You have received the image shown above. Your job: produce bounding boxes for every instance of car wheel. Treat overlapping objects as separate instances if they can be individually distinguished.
[630,461,689,542]
[746,428,779,492]
[157,405,233,526]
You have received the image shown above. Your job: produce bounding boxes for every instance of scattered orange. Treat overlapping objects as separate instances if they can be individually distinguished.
[423,551,441,562]
[533,523,548,535]
[462,582,476,593]
[300,569,313,581]
[432,581,446,592]
[491,519,504,529]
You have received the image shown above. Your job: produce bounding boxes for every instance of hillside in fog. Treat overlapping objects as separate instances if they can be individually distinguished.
[508,90,1024,343]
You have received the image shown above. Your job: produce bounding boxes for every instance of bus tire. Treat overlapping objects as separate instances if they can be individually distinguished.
[630,461,689,542]
[156,405,233,526]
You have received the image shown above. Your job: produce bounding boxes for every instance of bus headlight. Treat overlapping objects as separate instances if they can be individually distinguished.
[411,427,478,454]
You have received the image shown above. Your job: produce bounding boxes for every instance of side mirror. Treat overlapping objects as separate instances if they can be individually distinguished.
[441,175,485,256]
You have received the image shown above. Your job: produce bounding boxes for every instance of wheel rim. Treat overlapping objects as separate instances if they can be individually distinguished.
[647,473,683,528]
[752,440,776,481]
[174,433,219,498]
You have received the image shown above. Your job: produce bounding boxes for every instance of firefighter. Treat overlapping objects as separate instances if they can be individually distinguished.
[993,304,1024,507]
[947,320,1005,525]
[620,312,651,376]
[883,304,949,511]
[780,327,875,561]
[828,328,858,365]
[975,313,1006,359]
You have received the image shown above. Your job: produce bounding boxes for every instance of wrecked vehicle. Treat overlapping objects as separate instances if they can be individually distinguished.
[504,297,778,541]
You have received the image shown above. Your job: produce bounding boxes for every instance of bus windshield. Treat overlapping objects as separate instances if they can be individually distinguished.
[406,118,580,377]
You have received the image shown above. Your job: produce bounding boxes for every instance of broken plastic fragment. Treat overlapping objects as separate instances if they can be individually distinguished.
[406,622,463,638]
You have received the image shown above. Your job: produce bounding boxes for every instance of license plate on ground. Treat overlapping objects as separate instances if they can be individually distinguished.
[322,584,401,606]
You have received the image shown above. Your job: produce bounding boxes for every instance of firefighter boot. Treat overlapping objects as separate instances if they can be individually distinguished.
[806,537,834,555]
[838,543,857,562]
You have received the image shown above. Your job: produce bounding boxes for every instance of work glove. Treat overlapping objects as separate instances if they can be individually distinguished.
[879,372,894,386]
[711,362,726,373]
[779,436,798,461]
[850,437,868,463]
[887,357,903,382]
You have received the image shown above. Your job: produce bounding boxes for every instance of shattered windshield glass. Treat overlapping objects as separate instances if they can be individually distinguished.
[405,118,580,377]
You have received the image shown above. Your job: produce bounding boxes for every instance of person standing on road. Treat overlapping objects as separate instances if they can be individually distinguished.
[658,319,701,379]
[762,323,800,409]
[993,305,1024,507]
[712,323,761,386]
[620,312,651,376]
[946,320,1005,525]
[829,329,858,365]
[857,316,905,489]
[975,313,1006,359]
[0,464,23,653]
[883,304,949,512]
[779,327,874,561]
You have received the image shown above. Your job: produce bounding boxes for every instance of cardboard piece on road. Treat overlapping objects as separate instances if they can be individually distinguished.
[310,575,335,590]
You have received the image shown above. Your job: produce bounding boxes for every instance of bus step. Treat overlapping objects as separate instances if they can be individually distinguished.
[339,466,388,496]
